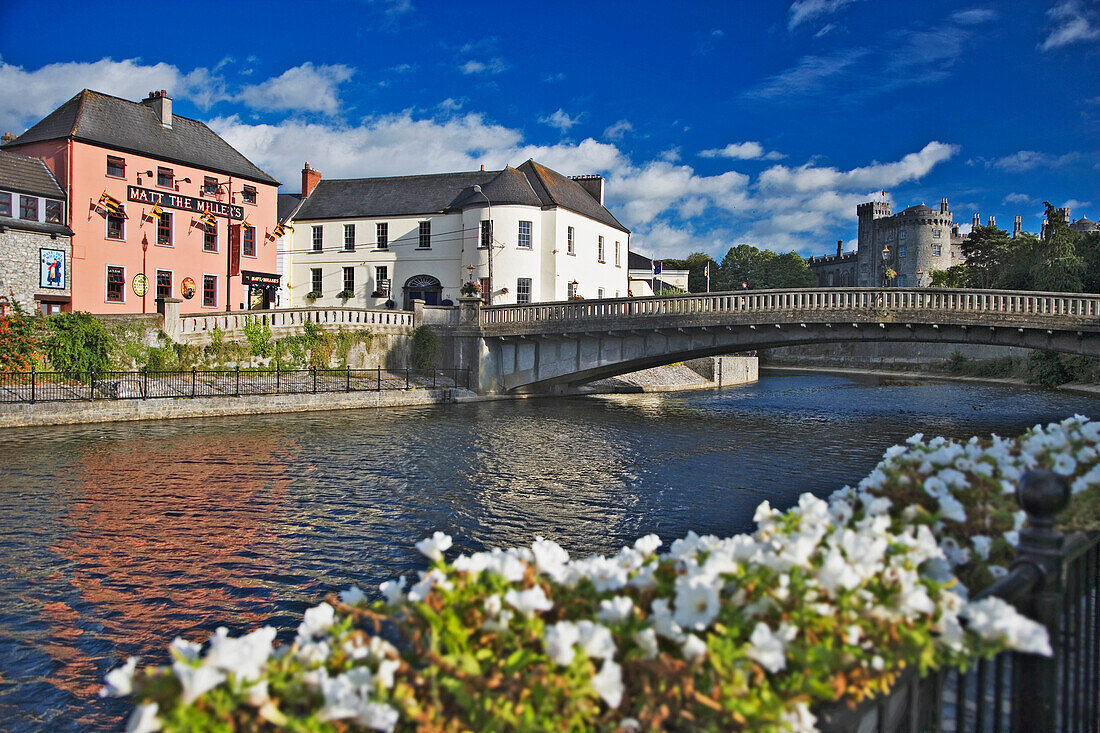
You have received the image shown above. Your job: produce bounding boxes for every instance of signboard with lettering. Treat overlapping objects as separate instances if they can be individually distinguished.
[241,271,281,287]
[132,273,149,297]
[127,186,243,220]
[39,248,66,289]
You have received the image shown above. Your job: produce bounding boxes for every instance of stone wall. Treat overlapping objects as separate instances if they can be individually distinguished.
[685,355,759,387]
[762,341,1030,370]
[0,228,71,311]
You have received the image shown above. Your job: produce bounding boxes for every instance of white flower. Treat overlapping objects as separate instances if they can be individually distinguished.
[339,586,367,605]
[172,660,226,705]
[379,577,407,604]
[170,638,202,662]
[205,626,277,683]
[544,621,580,666]
[597,596,634,624]
[779,701,817,733]
[618,718,642,732]
[415,531,453,562]
[649,598,685,642]
[971,535,992,561]
[754,501,779,525]
[376,658,401,689]
[937,494,967,523]
[1052,454,1077,476]
[407,569,452,603]
[591,660,624,708]
[923,477,947,498]
[295,640,332,665]
[125,703,161,733]
[746,622,794,674]
[359,702,400,732]
[245,680,270,707]
[633,628,659,659]
[681,633,707,661]
[531,537,570,581]
[964,597,1052,656]
[816,547,861,595]
[298,604,335,639]
[483,594,502,616]
[634,534,662,556]
[101,656,138,697]
[672,575,721,631]
[1003,530,1020,548]
[577,621,617,660]
[504,586,553,617]
[482,609,514,632]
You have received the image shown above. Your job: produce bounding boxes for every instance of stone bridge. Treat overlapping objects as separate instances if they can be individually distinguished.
[451,288,1100,394]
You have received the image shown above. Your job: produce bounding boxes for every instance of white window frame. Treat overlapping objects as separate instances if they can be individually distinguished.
[106,209,126,241]
[614,240,620,266]
[202,274,218,309]
[344,223,355,252]
[203,221,218,253]
[311,268,323,293]
[517,220,532,249]
[156,211,173,247]
[343,266,355,293]
[105,264,126,304]
[516,277,532,303]
[597,235,605,263]
[419,220,431,248]
[376,222,389,249]
[155,268,174,301]
[566,226,575,255]
[312,225,323,252]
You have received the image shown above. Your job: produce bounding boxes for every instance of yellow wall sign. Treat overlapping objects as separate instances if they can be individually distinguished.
[132,273,149,297]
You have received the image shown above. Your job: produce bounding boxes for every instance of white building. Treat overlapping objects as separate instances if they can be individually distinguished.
[279,160,630,309]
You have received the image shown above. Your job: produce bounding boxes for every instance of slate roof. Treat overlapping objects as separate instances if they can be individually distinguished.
[294,160,629,233]
[899,204,935,215]
[2,90,279,186]
[628,250,655,269]
[278,193,304,223]
[0,150,65,199]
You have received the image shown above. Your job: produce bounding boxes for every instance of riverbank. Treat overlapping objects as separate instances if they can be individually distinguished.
[762,364,1100,396]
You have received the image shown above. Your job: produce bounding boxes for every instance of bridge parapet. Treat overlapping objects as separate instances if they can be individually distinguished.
[481,288,1100,337]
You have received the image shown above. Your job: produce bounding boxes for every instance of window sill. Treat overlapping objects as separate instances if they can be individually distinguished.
[203,249,219,254]
[598,260,606,264]
[106,174,126,180]
[310,249,324,253]
[518,246,533,251]
[106,237,125,242]
[154,242,174,248]
[343,248,356,253]
[566,252,576,257]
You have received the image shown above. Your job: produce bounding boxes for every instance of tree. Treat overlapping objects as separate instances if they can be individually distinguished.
[930,264,969,288]
[715,244,774,291]
[657,252,719,293]
[768,252,816,288]
[1079,232,1100,293]
[960,224,1012,289]
[1030,202,1084,292]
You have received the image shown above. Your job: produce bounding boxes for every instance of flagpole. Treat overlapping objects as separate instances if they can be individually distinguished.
[226,176,233,312]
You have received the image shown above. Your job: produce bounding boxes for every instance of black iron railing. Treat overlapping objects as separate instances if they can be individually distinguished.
[0,367,471,403]
[818,470,1099,732]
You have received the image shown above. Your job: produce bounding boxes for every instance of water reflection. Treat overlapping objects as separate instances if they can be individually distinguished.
[0,374,1097,731]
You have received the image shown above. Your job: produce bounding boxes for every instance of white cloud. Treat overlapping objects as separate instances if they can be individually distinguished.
[438,97,464,112]
[951,8,997,25]
[0,57,227,133]
[237,63,353,114]
[788,0,864,30]
[1061,198,1092,210]
[699,141,785,161]
[746,49,868,99]
[603,119,634,141]
[814,23,836,37]
[540,108,582,131]
[987,150,1079,172]
[1041,0,1100,50]
[460,58,508,75]
[542,72,566,83]
[756,141,958,193]
[1002,192,1035,206]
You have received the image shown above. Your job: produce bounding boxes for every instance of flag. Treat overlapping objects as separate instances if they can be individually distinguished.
[98,191,124,216]
[149,203,163,221]
[200,211,218,228]
[240,216,251,231]
[704,262,710,277]
[653,261,662,275]
[272,223,287,238]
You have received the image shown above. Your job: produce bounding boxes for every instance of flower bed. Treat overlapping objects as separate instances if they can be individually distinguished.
[103,417,1100,732]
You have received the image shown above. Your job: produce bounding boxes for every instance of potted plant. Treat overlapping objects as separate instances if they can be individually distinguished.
[336,289,354,301]
[305,290,323,303]
[460,280,482,298]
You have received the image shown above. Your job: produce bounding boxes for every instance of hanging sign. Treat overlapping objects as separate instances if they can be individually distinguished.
[127,186,243,220]
[132,273,149,297]
[181,277,196,300]
[39,248,66,289]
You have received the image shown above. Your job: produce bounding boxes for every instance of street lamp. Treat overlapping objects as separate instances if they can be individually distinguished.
[916,268,923,287]
[472,185,493,305]
[881,244,891,287]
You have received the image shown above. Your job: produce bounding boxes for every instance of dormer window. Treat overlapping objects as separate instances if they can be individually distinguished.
[45,200,63,224]
[157,167,174,188]
[0,192,10,217]
[106,156,126,178]
[241,185,257,204]
[19,195,37,221]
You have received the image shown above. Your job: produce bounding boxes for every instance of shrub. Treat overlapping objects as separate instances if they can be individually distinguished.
[243,317,274,358]
[0,300,41,372]
[337,289,354,300]
[44,312,111,378]
[101,418,1100,733]
[305,291,323,302]
[410,326,440,370]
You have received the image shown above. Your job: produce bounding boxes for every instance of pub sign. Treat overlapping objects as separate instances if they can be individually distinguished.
[39,248,65,289]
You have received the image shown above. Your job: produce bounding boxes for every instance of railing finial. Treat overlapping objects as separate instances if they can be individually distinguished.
[1016,469,1071,531]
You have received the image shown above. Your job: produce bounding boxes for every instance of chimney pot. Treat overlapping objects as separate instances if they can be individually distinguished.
[302,162,322,197]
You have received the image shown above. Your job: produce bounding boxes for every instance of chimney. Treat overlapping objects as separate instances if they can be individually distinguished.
[302,162,322,197]
[837,240,843,257]
[570,174,604,206]
[988,215,996,227]
[952,223,959,238]
[1013,215,1022,238]
[940,197,948,213]
[480,164,485,171]
[0,132,16,145]
[972,213,980,229]
[141,89,173,129]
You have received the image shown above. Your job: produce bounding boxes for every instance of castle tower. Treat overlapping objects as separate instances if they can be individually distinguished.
[988,215,996,228]
[1013,216,1022,238]
[940,197,949,213]
[972,213,980,229]
[856,200,891,286]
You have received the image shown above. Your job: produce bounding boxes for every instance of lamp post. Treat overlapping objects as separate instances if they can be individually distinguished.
[472,185,493,305]
[881,244,890,287]
[916,268,924,287]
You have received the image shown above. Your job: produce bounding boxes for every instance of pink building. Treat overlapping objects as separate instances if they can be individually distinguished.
[2,89,281,314]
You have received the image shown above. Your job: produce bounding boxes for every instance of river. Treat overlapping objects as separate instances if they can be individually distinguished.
[0,372,1096,731]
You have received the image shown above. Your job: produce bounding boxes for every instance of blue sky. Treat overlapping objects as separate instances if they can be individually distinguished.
[1,0,1097,260]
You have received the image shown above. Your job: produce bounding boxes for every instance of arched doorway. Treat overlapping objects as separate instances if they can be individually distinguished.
[403,274,443,309]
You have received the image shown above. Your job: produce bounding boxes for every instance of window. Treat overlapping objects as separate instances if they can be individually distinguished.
[932,228,942,238]
[156,211,172,246]
[518,220,532,249]
[614,241,620,266]
[107,210,125,240]
[597,236,605,263]
[19,195,37,221]
[567,281,577,299]
[479,220,492,249]
[203,221,217,252]
[157,167,174,188]
[375,266,389,296]
[932,244,943,257]
[898,245,906,259]
[312,225,323,252]
[899,230,907,240]
[419,220,431,248]
[598,288,605,299]
[376,222,388,249]
[343,267,355,293]
[344,224,355,251]
[203,176,219,196]
[567,226,575,254]
[203,275,217,307]
[241,185,257,205]
[311,268,323,294]
[479,277,490,305]
[45,200,63,224]
[106,156,125,178]
[243,226,256,257]
[156,270,172,299]
[0,192,9,217]
[106,266,125,302]
[516,277,531,304]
